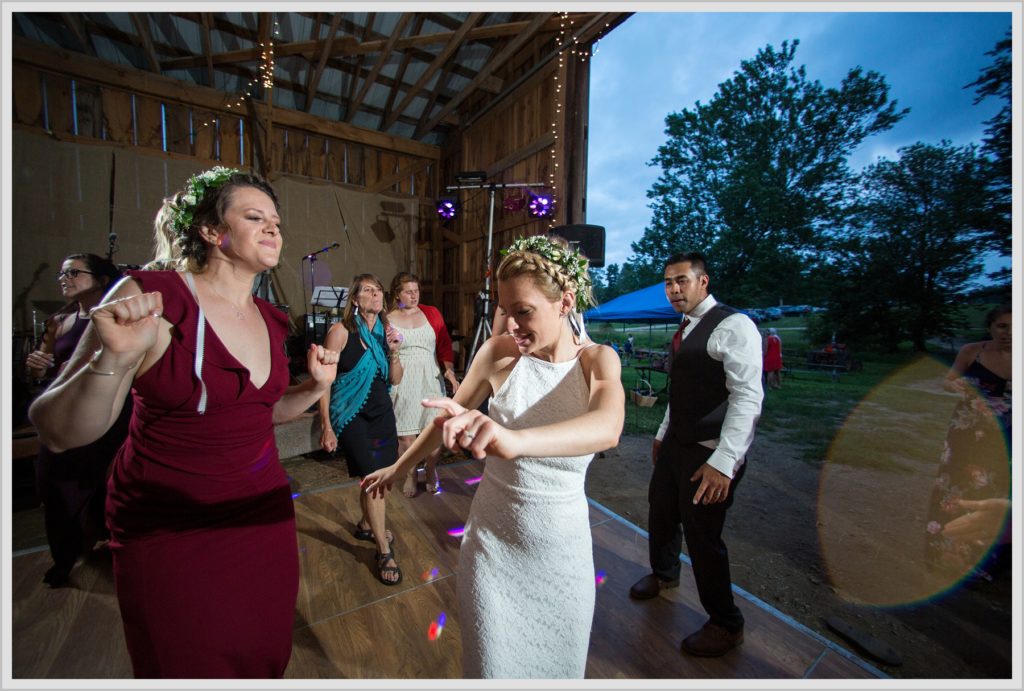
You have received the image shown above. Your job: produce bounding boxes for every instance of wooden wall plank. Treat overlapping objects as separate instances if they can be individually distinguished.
[134,94,163,151]
[219,114,241,165]
[325,139,343,183]
[308,135,327,180]
[270,128,286,174]
[346,143,365,187]
[74,82,103,139]
[13,63,44,128]
[101,89,133,145]
[193,110,217,161]
[45,73,74,135]
[164,103,192,156]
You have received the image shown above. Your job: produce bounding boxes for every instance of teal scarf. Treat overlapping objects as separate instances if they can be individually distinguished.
[328,316,390,435]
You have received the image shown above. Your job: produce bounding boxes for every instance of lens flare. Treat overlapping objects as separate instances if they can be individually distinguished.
[595,570,607,587]
[421,567,440,582]
[427,611,447,641]
[464,476,483,485]
[447,525,465,538]
[817,356,1010,607]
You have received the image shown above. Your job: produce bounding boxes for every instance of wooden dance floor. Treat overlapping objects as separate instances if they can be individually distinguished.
[10,456,884,680]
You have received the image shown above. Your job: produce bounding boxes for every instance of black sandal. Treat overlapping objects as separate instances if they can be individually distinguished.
[353,524,394,544]
[375,549,402,586]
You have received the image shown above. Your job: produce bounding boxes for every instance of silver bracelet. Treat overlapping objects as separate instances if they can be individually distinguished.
[87,349,142,376]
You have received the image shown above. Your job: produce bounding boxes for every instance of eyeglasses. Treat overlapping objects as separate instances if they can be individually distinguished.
[56,269,96,281]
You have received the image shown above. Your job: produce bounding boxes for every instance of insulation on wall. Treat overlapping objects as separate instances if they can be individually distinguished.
[11,132,417,333]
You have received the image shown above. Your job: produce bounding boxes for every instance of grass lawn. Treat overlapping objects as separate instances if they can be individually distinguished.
[603,308,995,465]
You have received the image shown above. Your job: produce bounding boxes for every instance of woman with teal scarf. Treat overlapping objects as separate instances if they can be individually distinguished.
[318,273,405,585]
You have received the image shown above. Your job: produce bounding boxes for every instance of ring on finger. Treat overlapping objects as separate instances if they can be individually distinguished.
[462,431,476,441]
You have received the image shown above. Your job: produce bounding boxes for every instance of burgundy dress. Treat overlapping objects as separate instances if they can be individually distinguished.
[106,270,297,678]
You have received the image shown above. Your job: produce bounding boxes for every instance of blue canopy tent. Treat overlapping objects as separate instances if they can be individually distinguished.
[583,283,679,323]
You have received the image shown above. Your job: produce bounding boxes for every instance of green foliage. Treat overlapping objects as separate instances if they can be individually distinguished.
[822,141,990,351]
[635,39,907,306]
[966,31,1012,272]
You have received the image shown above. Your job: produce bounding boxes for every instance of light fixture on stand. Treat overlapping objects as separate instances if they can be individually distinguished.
[435,197,459,222]
[527,190,556,219]
[446,174,543,368]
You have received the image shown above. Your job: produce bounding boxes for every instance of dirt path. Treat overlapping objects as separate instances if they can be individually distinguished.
[586,431,1012,679]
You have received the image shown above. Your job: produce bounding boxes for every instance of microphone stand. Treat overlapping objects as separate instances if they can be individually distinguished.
[302,243,341,346]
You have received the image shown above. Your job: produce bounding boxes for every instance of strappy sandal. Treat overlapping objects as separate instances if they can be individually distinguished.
[353,524,394,544]
[375,549,402,586]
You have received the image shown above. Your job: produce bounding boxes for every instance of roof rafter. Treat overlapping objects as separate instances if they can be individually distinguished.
[344,12,413,124]
[304,14,343,112]
[130,13,161,72]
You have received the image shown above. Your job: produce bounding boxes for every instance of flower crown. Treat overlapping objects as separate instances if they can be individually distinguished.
[500,235,595,312]
[169,166,241,238]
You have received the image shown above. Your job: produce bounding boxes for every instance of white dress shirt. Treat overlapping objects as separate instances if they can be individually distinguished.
[655,295,763,478]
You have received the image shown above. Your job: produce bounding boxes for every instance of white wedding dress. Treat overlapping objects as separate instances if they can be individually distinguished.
[458,352,596,678]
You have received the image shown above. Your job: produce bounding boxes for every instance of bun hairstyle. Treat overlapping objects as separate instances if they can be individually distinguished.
[496,234,596,313]
[152,167,279,273]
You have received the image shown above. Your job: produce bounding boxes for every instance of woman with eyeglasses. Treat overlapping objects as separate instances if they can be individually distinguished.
[26,253,128,588]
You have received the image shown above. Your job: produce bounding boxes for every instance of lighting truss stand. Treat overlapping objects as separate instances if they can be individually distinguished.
[447,180,542,369]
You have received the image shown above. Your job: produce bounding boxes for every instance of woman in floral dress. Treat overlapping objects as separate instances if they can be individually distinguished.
[925,305,1012,580]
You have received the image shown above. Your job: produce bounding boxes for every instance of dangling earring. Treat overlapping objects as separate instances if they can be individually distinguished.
[215,236,224,248]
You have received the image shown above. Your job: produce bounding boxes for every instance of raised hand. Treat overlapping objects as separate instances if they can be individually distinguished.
[307,344,338,389]
[385,325,404,354]
[88,292,164,364]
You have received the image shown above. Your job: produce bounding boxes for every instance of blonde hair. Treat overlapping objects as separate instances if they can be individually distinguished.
[496,235,595,312]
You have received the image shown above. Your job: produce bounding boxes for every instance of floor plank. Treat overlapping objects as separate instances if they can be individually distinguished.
[10,457,884,680]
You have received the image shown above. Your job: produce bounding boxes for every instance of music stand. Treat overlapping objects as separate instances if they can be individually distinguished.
[312,286,348,309]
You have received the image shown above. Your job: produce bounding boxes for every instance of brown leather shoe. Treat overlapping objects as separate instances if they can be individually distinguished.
[680,622,744,657]
[629,573,680,599]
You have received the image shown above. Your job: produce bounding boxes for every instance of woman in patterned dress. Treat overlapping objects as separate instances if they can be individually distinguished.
[925,304,1012,581]
[386,272,459,496]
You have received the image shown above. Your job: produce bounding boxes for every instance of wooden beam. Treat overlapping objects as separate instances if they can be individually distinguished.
[420,13,552,136]
[412,63,453,141]
[345,13,414,124]
[382,14,426,128]
[304,14,343,112]
[365,157,434,194]
[345,12,376,117]
[12,35,441,160]
[200,13,216,87]
[484,132,555,180]
[60,13,96,56]
[382,12,484,133]
[130,14,161,73]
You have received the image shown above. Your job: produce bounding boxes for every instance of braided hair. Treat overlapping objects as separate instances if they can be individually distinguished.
[496,235,595,313]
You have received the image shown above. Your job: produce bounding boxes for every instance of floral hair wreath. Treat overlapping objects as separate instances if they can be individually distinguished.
[500,234,595,312]
[169,166,242,239]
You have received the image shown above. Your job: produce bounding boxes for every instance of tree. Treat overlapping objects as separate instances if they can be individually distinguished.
[829,141,990,351]
[634,40,907,305]
[966,31,1011,279]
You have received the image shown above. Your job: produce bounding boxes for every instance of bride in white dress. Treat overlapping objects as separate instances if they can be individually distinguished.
[363,235,624,678]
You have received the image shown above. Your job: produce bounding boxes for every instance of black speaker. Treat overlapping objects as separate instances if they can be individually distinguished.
[550,224,606,267]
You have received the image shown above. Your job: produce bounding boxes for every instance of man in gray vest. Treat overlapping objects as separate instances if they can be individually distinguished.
[629,251,763,657]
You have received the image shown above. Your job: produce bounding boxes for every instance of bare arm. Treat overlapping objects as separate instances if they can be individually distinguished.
[361,335,501,496]
[25,318,59,380]
[271,343,336,424]
[28,278,161,452]
[317,324,348,452]
[942,343,980,393]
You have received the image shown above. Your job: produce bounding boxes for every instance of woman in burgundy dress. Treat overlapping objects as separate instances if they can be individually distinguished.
[27,253,126,587]
[29,168,339,678]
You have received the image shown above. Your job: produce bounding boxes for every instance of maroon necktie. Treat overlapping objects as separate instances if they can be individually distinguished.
[671,317,691,355]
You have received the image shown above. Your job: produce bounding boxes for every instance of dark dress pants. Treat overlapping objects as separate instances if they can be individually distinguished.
[647,441,746,633]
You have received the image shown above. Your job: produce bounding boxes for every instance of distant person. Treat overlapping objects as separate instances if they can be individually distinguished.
[763,327,782,390]
[624,334,635,365]
[629,251,763,658]
[363,234,624,678]
[386,271,459,497]
[28,253,128,588]
[925,304,1011,581]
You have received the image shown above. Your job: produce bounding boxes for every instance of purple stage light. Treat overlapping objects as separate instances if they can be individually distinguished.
[527,191,555,218]
[436,197,459,221]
